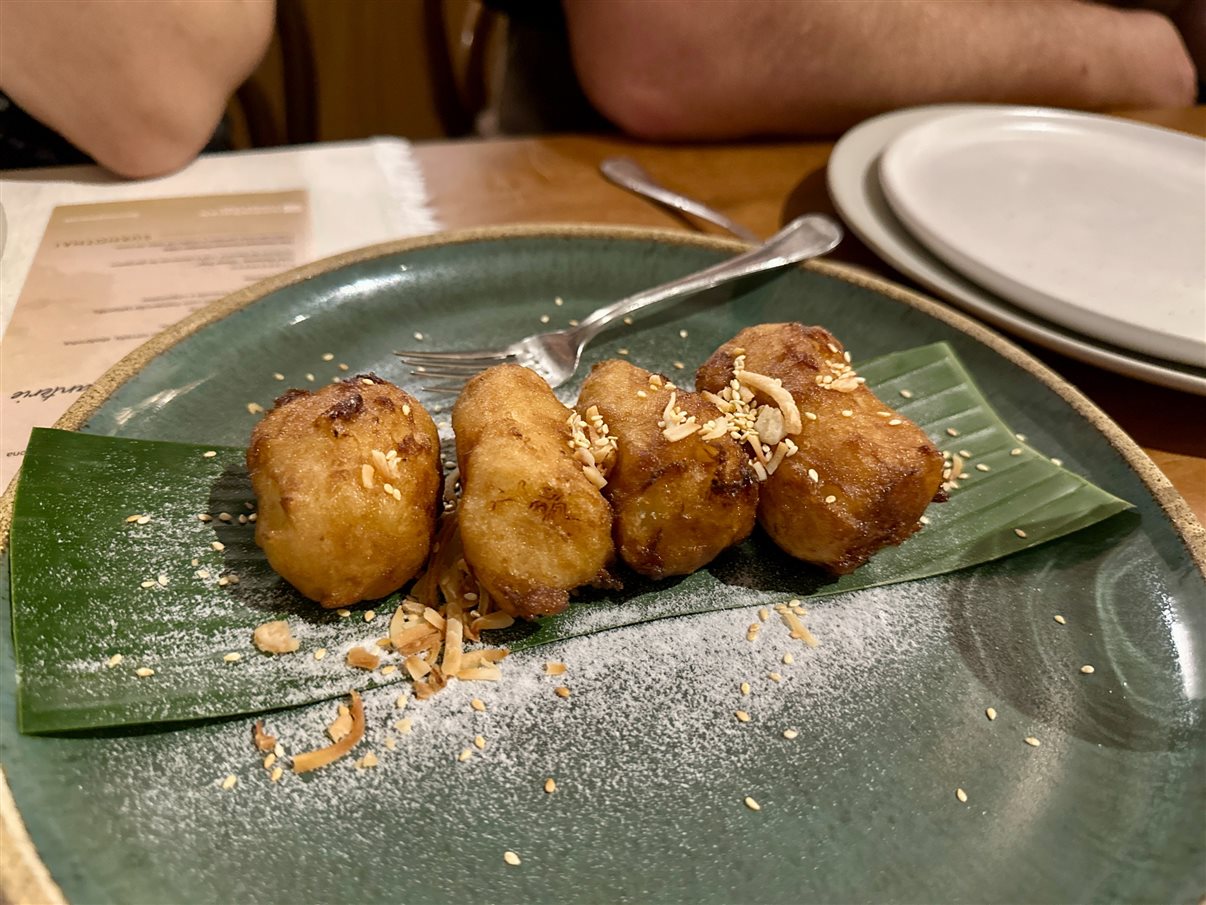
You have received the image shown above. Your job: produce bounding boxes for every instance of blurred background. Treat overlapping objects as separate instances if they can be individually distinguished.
[227,0,504,148]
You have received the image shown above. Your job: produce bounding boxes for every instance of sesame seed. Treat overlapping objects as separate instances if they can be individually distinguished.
[270,766,284,782]
[263,753,277,769]
[124,514,141,523]
[919,515,931,525]
[1054,614,1067,625]
[1014,528,1028,538]
[986,707,997,721]
[197,513,212,522]
[223,653,241,663]
[1011,447,1023,456]
[679,329,688,338]
[1015,432,1027,442]
[474,735,486,750]
[396,718,413,734]
[673,361,685,370]
[247,402,264,414]
[758,607,769,622]
[139,580,156,589]
[807,468,819,482]
[744,796,761,811]
[636,390,647,398]
[740,682,751,695]
[321,352,334,361]
[554,686,571,698]
[975,463,990,472]
[1080,664,1095,675]
[956,788,968,803]
[106,654,123,668]
[314,648,327,660]
[305,373,316,383]
[568,319,579,326]
[381,665,397,676]
[364,610,376,623]
[1024,736,1041,747]
[136,515,152,526]
[274,743,284,758]
[211,541,225,552]
[554,297,564,306]
[782,653,794,665]
[504,851,521,866]
[617,348,629,355]
[414,332,424,341]
[384,737,397,751]
[237,514,247,525]
[824,495,837,504]
[622,316,634,325]
[273,372,285,381]
[157,574,169,587]
[339,363,349,371]
[544,778,557,793]
[218,512,232,522]
[336,609,351,618]
[783,728,799,739]
[899,389,913,398]
[539,315,550,324]
[457,748,473,762]
[203,450,218,458]
[735,710,750,723]
[1051,457,1063,467]
[221,774,238,790]
[194,569,210,579]
[841,409,853,417]
[888,418,903,426]
[768,672,782,683]
[135,667,154,677]
[804,411,817,421]
[471,698,486,712]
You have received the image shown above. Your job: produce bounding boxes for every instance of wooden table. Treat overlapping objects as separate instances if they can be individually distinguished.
[414,106,1206,524]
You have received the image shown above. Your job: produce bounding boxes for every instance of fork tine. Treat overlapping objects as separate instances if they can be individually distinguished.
[421,380,469,395]
[395,348,511,364]
[409,365,491,379]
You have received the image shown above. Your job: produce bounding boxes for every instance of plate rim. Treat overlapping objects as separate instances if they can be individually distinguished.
[876,106,1206,366]
[1,222,1203,905]
[826,103,1206,394]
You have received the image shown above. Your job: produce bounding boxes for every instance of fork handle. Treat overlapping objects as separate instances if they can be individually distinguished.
[572,213,844,343]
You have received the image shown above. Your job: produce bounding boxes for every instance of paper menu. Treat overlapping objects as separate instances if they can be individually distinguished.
[0,190,310,490]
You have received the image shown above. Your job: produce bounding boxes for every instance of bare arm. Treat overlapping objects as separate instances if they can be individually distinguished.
[0,0,275,178]
[563,0,1197,140]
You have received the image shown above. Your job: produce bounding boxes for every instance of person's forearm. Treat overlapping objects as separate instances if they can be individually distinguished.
[0,0,275,177]
[565,0,1197,140]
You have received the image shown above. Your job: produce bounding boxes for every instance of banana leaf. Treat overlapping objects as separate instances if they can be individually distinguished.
[8,342,1131,733]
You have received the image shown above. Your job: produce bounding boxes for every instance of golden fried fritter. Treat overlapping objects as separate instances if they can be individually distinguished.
[247,374,441,607]
[452,364,614,618]
[696,323,943,574]
[576,359,758,579]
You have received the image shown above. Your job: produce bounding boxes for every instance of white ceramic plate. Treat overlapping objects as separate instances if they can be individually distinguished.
[827,105,1206,396]
[878,107,1206,367]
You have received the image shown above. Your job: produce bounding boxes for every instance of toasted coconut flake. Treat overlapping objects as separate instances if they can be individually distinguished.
[251,721,277,752]
[471,612,514,632]
[554,686,571,698]
[404,655,432,680]
[545,661,568,676]
[346,647,381,671]
[663,420,702,443]
[471,698,487,712]
[253,620,300,654]
[735,369,803,434]
[458,665,502,682]
[293,692,365,774]
[327,704,353,742]
[442,611,464,677]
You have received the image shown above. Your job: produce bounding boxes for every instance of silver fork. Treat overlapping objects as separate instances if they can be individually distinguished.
[600,156,760,243]
[396,213,842,392]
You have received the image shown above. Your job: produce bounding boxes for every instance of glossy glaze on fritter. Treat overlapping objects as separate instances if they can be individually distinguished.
[452,364,614,618]
[697,323,944,574]
[247,375,441,607]
[577,359,758,578]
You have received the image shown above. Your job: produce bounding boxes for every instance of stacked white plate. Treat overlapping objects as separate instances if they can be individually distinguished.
[828,105,1206,394]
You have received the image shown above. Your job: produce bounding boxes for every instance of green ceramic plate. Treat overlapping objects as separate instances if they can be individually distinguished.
[2,226,1203,905]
